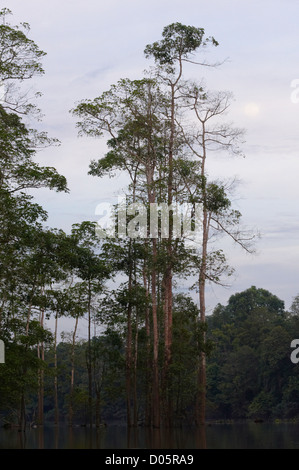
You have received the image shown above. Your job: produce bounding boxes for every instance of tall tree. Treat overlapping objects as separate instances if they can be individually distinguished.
[179,87,255,424]
[72,23,255,428]
[72,77,167,427]
[144,24,219,425]
[0,8,68,428]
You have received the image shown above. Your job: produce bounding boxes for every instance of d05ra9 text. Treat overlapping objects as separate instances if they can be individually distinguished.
[149,455,193,465]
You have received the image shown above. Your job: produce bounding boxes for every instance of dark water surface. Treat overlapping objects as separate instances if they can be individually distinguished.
[1,422,299,449]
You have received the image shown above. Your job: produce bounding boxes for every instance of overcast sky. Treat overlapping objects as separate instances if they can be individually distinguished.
[4,0,299,332]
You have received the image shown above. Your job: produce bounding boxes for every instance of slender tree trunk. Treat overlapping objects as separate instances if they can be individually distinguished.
[161,275,168,424]
[87,279,93,428]
[196,128,208,426]
[126,239,133,427]
[133,309,139,427]
[54,310,59,425]
[147,176,160,428]
[197,233,207,425]
[19,393,26,431]
[69,315,79,427]
[25,302,33,336]
[126,307,133,427]
[151,237,160,428]
[20,286,36,431]
[143,262,152,427]
[166,271,173,426]
[161,81,177,427]
[95,385,101,427]
[132,239,139,428]
[38,302,45,426]
[0,293,7,333]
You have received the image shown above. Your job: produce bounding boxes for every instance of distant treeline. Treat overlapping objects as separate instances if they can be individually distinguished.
[2,286,298,427]
[206,286,299,421]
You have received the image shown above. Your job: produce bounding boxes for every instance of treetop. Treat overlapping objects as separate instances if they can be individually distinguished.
[144,22,219,67]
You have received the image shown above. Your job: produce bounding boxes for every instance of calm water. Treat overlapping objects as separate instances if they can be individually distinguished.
[1,422,299,449]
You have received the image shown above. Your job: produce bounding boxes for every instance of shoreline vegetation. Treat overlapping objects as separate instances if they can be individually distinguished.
[3,418,299,429]
[2,284,299,430]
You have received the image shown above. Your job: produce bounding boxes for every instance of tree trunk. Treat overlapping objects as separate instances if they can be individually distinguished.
[19,392,26,432]
[133,308,139,427]
[196,204,209,426]
[195,261,207,425]
[0,293,7,333]
[126,239,133,427]
[151,237,160,428]
[162,81,176,427]
[87,279,93,428]
[162,268,173,427]
[20,286,36,431]
[38,303,45,426]
[126,303,133,427]
[195,121,208,426]
[143,263,152,427]
[54,310,59,425]
[95,387,101,427]
[69,315,79,427]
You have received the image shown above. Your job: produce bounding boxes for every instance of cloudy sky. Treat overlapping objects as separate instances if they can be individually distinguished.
[4,0,299,323]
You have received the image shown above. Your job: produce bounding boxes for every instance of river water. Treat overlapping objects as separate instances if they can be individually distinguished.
[0,422,299,449]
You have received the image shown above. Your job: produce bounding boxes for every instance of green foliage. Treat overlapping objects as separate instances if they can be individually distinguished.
[205,183,231,213]
[206,287,299,420]
[290,294,299,316]
[248,391,276,420]
[144,22,218,70]
[0,8,46,81]
[0,8,69,427]
[221,286,285,325]
[0,105,68,194]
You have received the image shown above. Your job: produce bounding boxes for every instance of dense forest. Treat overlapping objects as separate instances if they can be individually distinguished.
[0,8,297,431]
